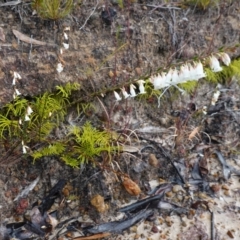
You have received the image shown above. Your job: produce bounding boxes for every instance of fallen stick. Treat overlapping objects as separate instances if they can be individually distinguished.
[12,29,57,47]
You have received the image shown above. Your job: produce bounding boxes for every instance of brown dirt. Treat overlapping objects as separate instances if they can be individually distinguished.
[1,0,240,240]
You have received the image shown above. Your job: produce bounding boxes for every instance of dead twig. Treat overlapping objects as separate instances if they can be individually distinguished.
[79,0,99,30]
[12,29,57,47]
[0,0,21,7]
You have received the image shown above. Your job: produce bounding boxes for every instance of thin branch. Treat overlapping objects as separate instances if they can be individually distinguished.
[79,0,99,30]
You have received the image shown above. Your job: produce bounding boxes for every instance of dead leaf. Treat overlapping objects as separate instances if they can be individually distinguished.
[0,27,5,42]
[122,177,141,196]
[12,29,56,46]
[73,232,111,239]
[188,126,201,140]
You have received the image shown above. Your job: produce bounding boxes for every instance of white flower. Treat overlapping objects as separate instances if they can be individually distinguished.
[22,141,29,154]
[220,52,231,66]
[113,91,122,101]
[60,48,63,55]
[137,80,146,94]
[121,87,130,99]
[27,106,33,115]
[15,89,21,96]
[202,106,207,115]
[150,73,168,89]
[178,64,190,83]
[193,62,206,80]
[19,118,22,125]
[63,42,69,49]
[168,68,179,84]
[56,63,64,73]
[12,78,16,86]
[25,114,30,121]
[63,32,68,40]
[14,71,22,79]
[211,90,220,105]
[165,71,172,85]
[130,84,137,97]
[209,56,222,72]
[64,26,70,31]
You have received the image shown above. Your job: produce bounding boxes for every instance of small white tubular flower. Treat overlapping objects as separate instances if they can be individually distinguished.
[187,63,196,80]
[63,32,68,40]
[22,141,29,154]
[130,84,137,97]
[63,42,69,49]
[14,71,22,79]
[12,78,16,86]
[25,114,30,121]
[27,106,33,115]
[202,106,207,115]
[211,90,221,105]
[19,118,22,125]
[193,62,206,80]
[150,74,161,89]
[56,63,64,73]
[178,64,190,83]
[137,80,146,94]
[121,87,130,99]
[209,55,222,72]
[113,91,122,101]
[171,68,179,85]
[15,89,21,96]
[165,71,172,85]
[64,26,70,31]
[220,52,231,66]
[151,73,169,89]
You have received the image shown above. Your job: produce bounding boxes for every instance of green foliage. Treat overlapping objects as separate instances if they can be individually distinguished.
[32,142,66,161]
[66,122,119,166]
[178,80,198,93]
[32,122,119,167]
[0,82,80,153]
[32,0,73,20]
[205,59,240,84]
[222,59,240,80]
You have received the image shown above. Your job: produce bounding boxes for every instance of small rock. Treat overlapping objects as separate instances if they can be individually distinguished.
[165,216,172,227]
[172,185,185,193]
[182,221,187,227]
[210,184,220,193]
[222,184,230,190]
[224,190,231,197]
[151,225,159,233]
[134,234,140,239]
[165,191,173,198]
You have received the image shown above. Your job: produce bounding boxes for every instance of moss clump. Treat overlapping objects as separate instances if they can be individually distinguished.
[32,122,119,167]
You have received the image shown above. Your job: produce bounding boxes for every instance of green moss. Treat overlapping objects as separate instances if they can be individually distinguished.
[65,122,119,166]
[32,122,119,167]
